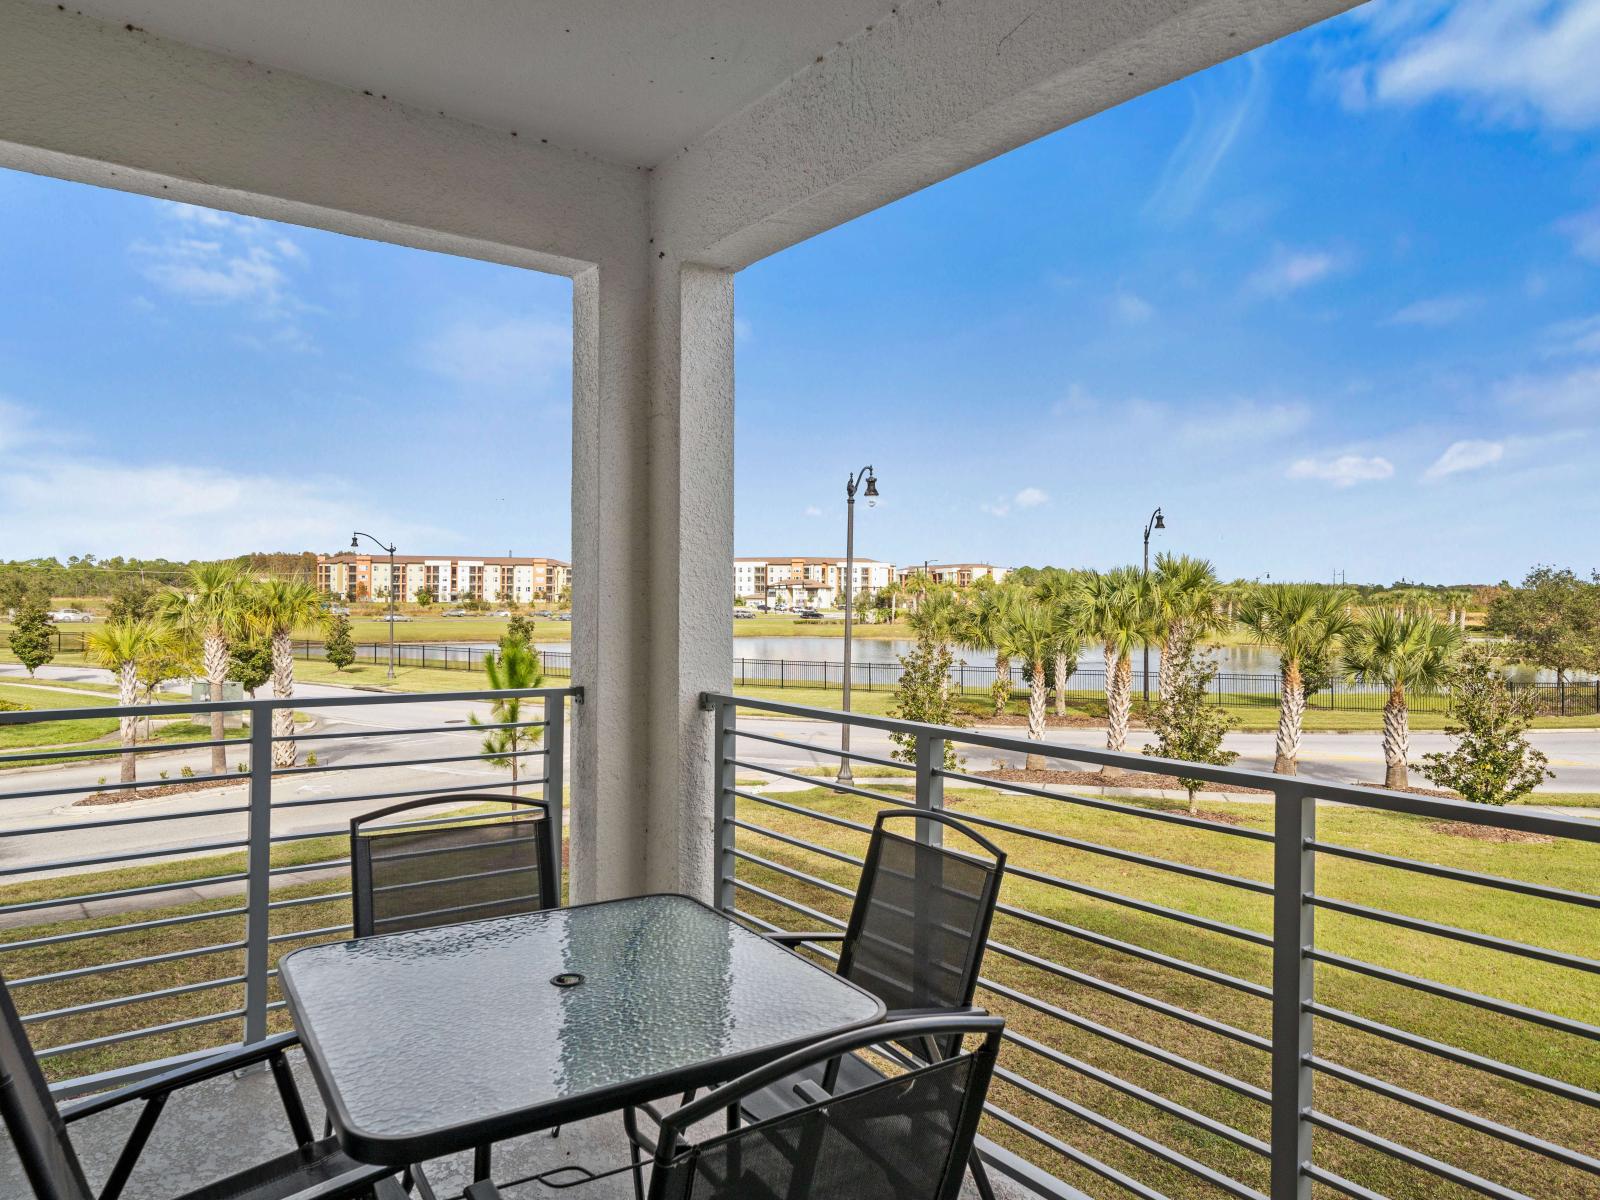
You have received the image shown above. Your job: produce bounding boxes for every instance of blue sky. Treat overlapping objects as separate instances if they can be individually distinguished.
[2,0,1599,583]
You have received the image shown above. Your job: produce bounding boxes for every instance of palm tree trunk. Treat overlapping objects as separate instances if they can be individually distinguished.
[1274,658,1305,775]
[204,632,227,774]
[1158,626,1182,699]
[1104,648,1131,767]
[1053,650,1069,717]
[1025,658,1048,770]
[992,653,1011,715]
[118,662,139,792]
[271,632,296,767]
[1383,683,1410,790]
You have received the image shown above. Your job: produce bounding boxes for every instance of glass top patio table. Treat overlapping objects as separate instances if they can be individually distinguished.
[279,893,885,1166]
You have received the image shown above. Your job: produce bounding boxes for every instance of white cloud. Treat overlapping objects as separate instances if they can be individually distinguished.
[420,316,571,387]
[1557,205,1600,263]
[1286,454,1395,487]
[803,505,823,517]
[1544,313,1600,356]
[1496,364,1600,417]
[1423,439,1504,480]
[1367,0,1600,130]
[1247,247,1341,296]
[1113,290,1156,322]
[1176,399,1310,444]
[1387,293,1480,326]
[1014,487,1049,509]
[1144,56,1264,224]
[734,317,754,344]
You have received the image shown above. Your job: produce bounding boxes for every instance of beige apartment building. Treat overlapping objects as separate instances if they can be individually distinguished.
[734,556,895,610]
[895,562,1009,587]
[317,554,571,605]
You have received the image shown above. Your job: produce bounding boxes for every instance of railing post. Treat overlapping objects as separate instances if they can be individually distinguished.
[1271,784,1315,1200]
[914,731,945,848]
[242,702,273,1048]
[713,700,737,910]
[545,693,565,902]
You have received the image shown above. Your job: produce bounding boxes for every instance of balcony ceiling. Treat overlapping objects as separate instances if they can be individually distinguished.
[32,0,894,166]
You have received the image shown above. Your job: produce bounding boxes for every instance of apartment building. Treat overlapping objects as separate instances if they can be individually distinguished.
[895,562,1009,587]
[317,554,571,605]
[733,556,895,610]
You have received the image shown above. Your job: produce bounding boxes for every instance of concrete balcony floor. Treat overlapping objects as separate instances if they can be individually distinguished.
[3,1050,1033,1199]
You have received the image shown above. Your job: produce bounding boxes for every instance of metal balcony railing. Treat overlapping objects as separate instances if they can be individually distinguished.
[702,692,1600,1200]
[0,686,577,1099]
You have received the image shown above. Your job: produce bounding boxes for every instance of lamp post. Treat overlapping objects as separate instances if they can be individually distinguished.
[351,532,397,679]
[837,466,878,785]
[1141,507,1165,702]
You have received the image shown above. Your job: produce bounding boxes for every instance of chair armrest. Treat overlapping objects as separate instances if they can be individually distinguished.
[882,1005,987,1022]
[764,930,846,948]
[60,1033,302,1122]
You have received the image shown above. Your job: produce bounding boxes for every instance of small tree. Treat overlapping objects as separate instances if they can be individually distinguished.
[228,639,274,697]
[887,634,966,769]
[106,577,159,623]
[415,586,437,608]
[1144,635,1237,814]
[505,614,536,647]
[471,637,545,794]
[1421,649,1552,805]
[9,597,54,676]
[324,615,356,671]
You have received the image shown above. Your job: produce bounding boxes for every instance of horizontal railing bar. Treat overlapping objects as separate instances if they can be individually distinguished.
[1004,1027,1269,1155]
[0,837,251,879]
[0,735,236,767]
[940,808,1273,895]
[0,768,248,803]
[35,1009,246,1061]
[726,757,914,807]
[1307,840,1600,910]
[733,788,876,835]
[267,891,351,911]
[938,766,1275,843]
[370,862,541,897]
[991,1064,1267,1200]
[21,974,246,1025]
[14,803,251,838]
[0,687,579,725]
[0,905,248,953]
[1301,1163,1391,1200]
[728,879,847,933]
[358,831,543,867]
[1310,950,1600,1040]
[0,870,252,918]
[730,818,868,870]
[7,939,246,988]
[994,901,1271,998]
[985,937,1271,1051]
[730,849,856,901]
[265,780,528,815]
[1310,894,1600,975]
[1309,1109,1535,1200]
[273,718,550,744]
[981,1101,1172,1200]
[369,892,547,931]
[707,693,1600,841]
[728,727,911,773]
[1308,1003,1600,1108]
[1310,1055,1600,1174]
[267,923,352,945]
[1002,861,1272,947]
[978,974,1268,1103]
[270,747,547,779]
[269,857,348,877]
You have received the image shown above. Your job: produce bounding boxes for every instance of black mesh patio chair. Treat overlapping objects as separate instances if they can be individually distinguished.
[467,1014,1004,1200]
[0,967,404,1200]
[349,794,559,939]
[629,808,1007,1200]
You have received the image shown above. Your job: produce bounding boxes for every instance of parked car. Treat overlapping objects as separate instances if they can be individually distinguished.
[489,610,511,618]
[797,609,823,620]
[442,609,469,617]
[556,613,571,621]
[49,610,94,623]
[733,610,756,620]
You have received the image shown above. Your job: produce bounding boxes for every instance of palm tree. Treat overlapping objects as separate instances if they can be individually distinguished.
[1237,584,1355,775]
[85,620,168,791]
[248,579,330,767]
[471,637,546,795]
[157,561,250,775]
[963,579,1017,716]
[1034,568,1086,717]
[907,586,965,696]
[997,598,1060,770]
[1344,607,1462,791]
[1081,567,1148,764]
[1150,554,1225,699]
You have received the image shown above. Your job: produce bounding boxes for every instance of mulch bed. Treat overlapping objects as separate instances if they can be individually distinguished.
[1425,821,1555,844]
[978,767,1270,796]
[74,776,244,806]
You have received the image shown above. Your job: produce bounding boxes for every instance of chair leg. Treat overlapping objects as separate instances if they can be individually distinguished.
[473,1143,492,1183]
[969,1148,997,1200]
[622,1105,646,1200]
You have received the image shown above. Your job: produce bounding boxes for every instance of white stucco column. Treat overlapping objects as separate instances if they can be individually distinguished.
[568,256,734,902]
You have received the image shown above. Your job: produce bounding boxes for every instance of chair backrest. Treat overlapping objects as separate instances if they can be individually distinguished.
[837,811,1006,1028]
[650,1015,1003,1200]
[0,969,94,1200]
[349,794,558,938]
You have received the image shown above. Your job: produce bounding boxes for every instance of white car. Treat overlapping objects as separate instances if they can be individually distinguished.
[49,610,94,623]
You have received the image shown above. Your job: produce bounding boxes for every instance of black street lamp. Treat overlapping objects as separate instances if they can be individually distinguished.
[838,466,878,785]
[351,531,398,679]
[1142,507,1165,702]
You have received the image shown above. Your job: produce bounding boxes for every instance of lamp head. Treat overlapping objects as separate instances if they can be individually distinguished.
[863,471,879,507]
[350,535,359,550]
[1153,510,1166,531]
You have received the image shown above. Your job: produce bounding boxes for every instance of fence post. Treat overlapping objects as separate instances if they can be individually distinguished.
[1271,783,1315,1200]
[780,660,786,689]
[1560,677,1567,716]
[544,693,564,903]
[914,731,945,848]
[242,703,273,1048]
[712,700,737,911]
